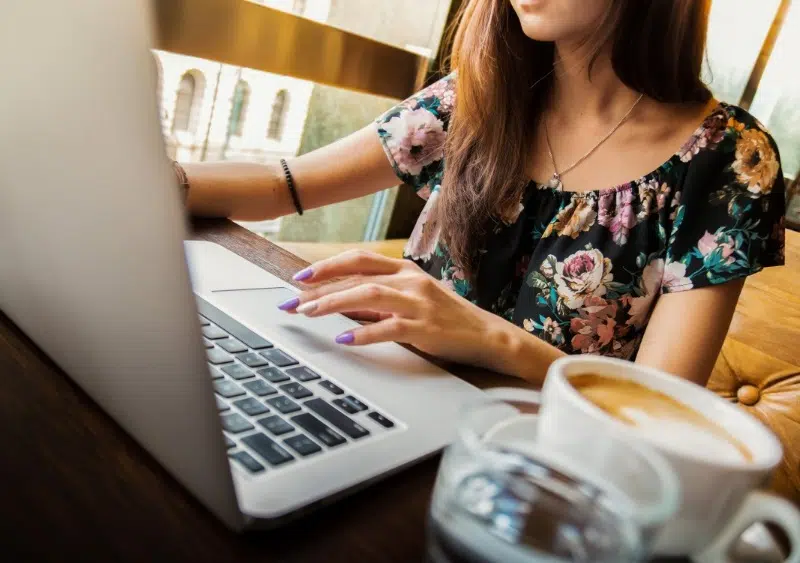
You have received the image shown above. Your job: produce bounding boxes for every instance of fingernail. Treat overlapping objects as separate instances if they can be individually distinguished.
[296,301,318,315]
[277,297,300,311]
[335,331,355,345]
[293,268,313,282]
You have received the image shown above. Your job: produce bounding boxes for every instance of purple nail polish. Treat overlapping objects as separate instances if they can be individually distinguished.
[278,297,300,311]
[293,268,313,282]
[335,331,355,345]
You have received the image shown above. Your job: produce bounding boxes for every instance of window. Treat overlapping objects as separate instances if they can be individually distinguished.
[255,0,450,52]
[228,79,250,137]
[267,89,289,140]
[703,0,781,103]
[172,70,204,134]
[749,0,800,178]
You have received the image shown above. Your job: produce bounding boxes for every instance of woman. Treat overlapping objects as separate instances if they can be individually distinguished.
[179,0,785,385]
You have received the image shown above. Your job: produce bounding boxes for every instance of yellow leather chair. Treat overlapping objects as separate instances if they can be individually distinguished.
[708,229,800,504]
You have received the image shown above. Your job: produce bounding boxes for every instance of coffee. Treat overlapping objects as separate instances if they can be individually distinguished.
[569,373,753,464]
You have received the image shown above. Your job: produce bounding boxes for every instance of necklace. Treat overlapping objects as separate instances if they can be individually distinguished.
[544,93,644,191]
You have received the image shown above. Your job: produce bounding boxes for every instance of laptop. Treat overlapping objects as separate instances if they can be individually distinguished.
[0,0,483,530]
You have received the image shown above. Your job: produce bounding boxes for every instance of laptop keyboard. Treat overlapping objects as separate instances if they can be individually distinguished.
[196,296,396,475]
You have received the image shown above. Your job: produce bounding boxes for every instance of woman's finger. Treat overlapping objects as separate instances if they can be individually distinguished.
[334,317,418,346]
[343,310,392,323]
[279,277,363,312]
[292,250,407,284]
[278,275,406,312]
[296,283,422,318]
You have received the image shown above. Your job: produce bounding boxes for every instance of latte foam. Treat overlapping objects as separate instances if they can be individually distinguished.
[569,373,753,464]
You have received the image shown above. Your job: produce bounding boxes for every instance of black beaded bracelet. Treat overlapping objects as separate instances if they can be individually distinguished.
[280,158,303,216]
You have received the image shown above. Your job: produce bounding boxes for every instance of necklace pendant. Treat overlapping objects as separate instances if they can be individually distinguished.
[547,172,563,191]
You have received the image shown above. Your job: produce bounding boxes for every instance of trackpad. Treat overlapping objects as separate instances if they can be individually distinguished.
[209,287,360,356]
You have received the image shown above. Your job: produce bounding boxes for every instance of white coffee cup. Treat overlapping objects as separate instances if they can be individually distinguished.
[538,355,800,562]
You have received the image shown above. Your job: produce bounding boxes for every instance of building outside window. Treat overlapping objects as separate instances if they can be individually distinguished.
[172,71,203,134]
[267,90,289,141]
[228,79,250,137]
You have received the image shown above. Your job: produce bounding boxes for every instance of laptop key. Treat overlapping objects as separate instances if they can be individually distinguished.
[332,398,360,415]
[257,367,289,383]
[202,338,214,349]
[235,334,272,350]
[218,338,248,354]
[285,366,320,382]
[233,397,270,417]
[280,382,313,400]
[199,315,210,326]
[344,396,368,412]
[237,352,269,368]
[224,435,236,449]
[220,413,254,434]
[368,411,395,428]
[260,349,298,367]
[266,396,301,414]
[202,325,229,340]
[291,413,346,448]
[221,363,254,380]
[216,397,230,411]
[230,451,265,473]
[213,380,246,399]
[242,433,294,466]
[258,415,294,436]
[305,398,370,440]
[318,380,344,395]
[243,379,277,397]
[209,367,224,380]
[284,434,322,457]
[207,348,234,365]
[195,297,274,350]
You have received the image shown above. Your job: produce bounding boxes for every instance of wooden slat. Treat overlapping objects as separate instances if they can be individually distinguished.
[739,0,793,110]
[152,0,427,100]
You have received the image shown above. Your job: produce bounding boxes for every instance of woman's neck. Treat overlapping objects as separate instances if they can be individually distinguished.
[548,41,641,126]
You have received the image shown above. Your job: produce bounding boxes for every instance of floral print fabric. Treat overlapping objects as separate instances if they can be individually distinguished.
[375,74,786,360]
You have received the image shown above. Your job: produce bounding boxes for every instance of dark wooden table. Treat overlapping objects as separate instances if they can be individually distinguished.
[1,219,692,562]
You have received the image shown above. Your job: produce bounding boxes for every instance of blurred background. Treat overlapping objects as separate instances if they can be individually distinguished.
[152,0,800,252]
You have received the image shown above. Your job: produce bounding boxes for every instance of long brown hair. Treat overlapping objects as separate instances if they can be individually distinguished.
[439,0,712,278]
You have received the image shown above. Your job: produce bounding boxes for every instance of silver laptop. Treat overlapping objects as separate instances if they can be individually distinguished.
[0,0,483,530]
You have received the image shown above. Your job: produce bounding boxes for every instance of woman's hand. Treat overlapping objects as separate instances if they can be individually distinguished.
[276,250,518,370]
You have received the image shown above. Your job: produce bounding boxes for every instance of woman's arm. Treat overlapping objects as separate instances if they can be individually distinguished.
[478,280,743,385]
[182,124,399,221]
[635,280,745,386]
[279,251,566,384]
[277,251,744,387]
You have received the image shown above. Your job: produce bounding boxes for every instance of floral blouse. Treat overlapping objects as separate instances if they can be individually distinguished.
[375,74,786,360]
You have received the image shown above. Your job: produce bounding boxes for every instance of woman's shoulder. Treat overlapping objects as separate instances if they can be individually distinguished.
[377,73,457,127]
[718,102,775,138]
[677,101,783,197]
[374,73,457,196]
[660,102,785,294]
[679,102,781,165]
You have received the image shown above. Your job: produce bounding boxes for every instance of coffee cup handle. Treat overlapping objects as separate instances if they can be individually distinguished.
[692,490,800,563]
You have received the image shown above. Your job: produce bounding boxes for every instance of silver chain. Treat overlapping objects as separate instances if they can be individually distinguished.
[544,93,644,191]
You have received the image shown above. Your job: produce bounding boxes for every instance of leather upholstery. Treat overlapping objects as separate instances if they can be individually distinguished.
[707,230,800,504]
